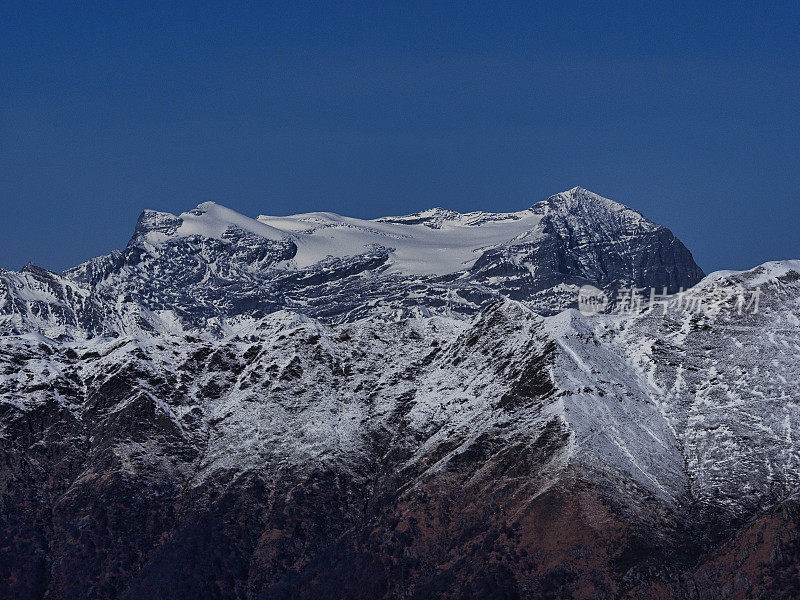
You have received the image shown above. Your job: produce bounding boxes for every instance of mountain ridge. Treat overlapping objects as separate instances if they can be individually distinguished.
[2,188,798,599]
[1,187,705,339]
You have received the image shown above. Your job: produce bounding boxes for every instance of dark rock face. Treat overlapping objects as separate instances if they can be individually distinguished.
[533,189,703,294]
[468,188,704,313]
[1,190,797,598]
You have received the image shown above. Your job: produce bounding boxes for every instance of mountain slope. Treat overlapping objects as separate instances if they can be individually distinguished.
[2,189,798,599]
[2,263,799,598]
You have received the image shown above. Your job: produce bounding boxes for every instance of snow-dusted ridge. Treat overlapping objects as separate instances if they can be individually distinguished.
[0,186,705,339]
[127,187,665,276]
[133,195,548,275]
[257,206,544,274]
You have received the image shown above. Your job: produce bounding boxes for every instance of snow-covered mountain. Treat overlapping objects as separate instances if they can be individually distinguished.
[0,187,703,338]
[2,189,798,599]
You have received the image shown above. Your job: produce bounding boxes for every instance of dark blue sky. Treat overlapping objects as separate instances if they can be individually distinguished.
[1,2,798,273]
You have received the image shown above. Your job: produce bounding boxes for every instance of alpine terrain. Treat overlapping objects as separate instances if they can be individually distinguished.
[1,187,798,599]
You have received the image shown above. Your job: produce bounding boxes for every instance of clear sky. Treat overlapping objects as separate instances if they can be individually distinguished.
[1,2,798,273]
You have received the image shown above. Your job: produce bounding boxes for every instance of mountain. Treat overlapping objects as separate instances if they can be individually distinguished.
[2,189,799,599]
[0,187,703,338]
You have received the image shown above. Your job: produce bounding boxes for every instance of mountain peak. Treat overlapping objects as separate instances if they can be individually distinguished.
[20,263,56,277]
[130,202,286,249]
[540,186,628,210]
[194,200,219,210]
[566,185,591,194]
[531,187,656,235]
